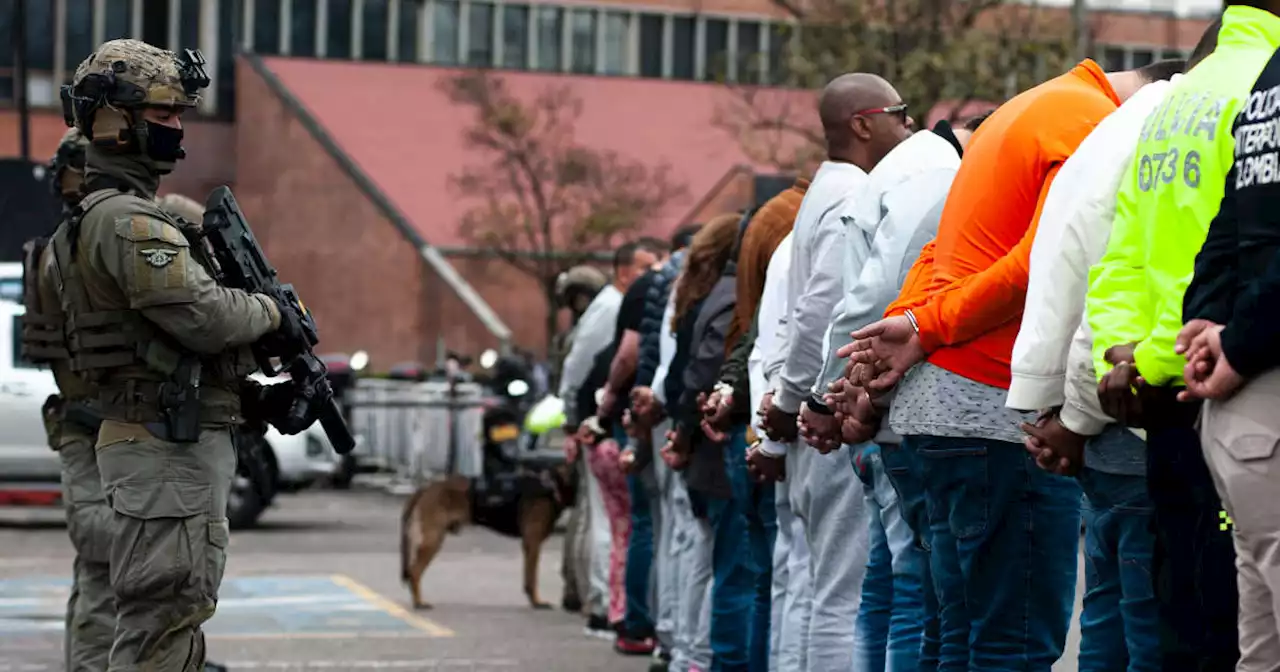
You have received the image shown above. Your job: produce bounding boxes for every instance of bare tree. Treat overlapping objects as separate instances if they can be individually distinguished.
[716,0,1077,172]
[443,71,689,351]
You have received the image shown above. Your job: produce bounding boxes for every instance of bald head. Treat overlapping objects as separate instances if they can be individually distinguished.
[819,74,899,143]
[817,73,912,171]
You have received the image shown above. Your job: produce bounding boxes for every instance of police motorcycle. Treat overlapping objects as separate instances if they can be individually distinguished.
[469,349,568,535]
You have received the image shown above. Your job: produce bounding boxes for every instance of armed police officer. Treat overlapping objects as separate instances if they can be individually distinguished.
[56,39,303,670]
[21,127,116,672]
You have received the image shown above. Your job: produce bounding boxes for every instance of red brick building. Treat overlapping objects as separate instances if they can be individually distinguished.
[0,0,1217,370]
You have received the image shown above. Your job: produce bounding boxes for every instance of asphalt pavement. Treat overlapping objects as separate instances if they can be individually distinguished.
[0,486,1084,671]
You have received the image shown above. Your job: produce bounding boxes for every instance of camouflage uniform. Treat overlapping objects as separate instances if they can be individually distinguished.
[56,40,284,671]
[21,128,116,672]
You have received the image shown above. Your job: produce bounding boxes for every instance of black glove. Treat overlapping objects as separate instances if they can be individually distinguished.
[239,379,302,434]
[258,295,305,359]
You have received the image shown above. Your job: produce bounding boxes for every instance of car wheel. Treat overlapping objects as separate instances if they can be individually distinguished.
[228,430,273,529]
[330,454,358,490]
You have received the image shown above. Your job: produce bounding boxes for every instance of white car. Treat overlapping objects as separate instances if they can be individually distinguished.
[0,298,64,506]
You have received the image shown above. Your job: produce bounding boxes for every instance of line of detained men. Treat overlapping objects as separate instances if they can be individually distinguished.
[573,2,1280,670]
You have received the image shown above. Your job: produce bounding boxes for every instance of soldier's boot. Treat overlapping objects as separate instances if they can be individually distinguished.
[60,436,115,672]
[98,425,236,672]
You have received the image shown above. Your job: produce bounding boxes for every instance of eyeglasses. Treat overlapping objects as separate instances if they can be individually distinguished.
[855,103,909,122]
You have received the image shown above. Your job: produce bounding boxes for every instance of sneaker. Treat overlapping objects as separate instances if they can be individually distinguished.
[615,635,657,656]
[583,614,613,640]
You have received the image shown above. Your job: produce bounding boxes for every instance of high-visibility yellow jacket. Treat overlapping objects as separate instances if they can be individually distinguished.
[1086,6,1280,386]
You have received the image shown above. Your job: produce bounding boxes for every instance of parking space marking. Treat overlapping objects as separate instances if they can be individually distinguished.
[330,574,454,637]
[0,575,452,639]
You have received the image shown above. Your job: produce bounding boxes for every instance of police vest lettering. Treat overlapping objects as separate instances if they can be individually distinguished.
[1135,91,1229,192]
[1235,83,1280,189]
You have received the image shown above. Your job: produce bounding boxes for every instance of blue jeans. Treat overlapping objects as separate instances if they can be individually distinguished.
[1077,454,1159,671]
[704,427,756,672]
[880,441,940,668]
[853,447,927,672]
[744,449,776,672]
[616,424,656,637]
[904,434,1081,671]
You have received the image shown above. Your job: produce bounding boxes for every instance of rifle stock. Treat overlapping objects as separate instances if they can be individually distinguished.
[201,186,356,455]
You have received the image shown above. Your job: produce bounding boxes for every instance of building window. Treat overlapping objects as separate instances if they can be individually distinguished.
[737,21,761,83]
[502,5,530,69]
[570,9,596,74]
[292,0,320,57]
[601,11,629,75]
[1099,45,1126,71]
[179,0,201,51]
[433,0,460,64]
[535,5,562,71]
[467,1,495,66]
[1131,48,1154,68]
[767,22,788,84]
[638,14,662,78]
[672,16,694,80]
[104,0,132,40]
[141,0,172,48]
[1160,47,1185,60]
[398,0,421,61]
[703,18,728,81]
[255,0,283,54]
[362,0,389,60]
[327,0,354,59]
[66,0,95,78]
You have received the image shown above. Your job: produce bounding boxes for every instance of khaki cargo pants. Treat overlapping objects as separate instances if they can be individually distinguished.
[1200,368,1280,671]
[96,421,236,672]
[59,426,115,672]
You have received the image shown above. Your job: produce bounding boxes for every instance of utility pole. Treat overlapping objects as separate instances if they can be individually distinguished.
[13,0,30,161]
[1072,0,1090,63]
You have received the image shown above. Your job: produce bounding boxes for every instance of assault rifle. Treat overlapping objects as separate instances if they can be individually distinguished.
[200,186,356,455]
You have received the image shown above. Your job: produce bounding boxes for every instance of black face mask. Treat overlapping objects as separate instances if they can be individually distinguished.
[144,121,186,164]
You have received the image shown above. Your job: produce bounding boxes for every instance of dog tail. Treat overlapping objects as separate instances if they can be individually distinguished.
[400,486,427,584]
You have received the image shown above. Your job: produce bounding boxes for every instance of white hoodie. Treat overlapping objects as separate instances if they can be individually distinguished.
[1006,77,1178,436]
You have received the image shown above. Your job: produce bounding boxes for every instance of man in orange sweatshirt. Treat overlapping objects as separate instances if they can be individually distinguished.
[841,60,1155,669]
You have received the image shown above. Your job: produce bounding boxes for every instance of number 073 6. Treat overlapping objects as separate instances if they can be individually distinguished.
[1137,147,1201,191]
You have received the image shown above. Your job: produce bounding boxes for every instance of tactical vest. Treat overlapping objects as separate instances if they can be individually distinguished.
[49,188,248,432]
[20,237,67,362]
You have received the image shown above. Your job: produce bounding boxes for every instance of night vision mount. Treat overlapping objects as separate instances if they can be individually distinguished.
[177,48,211,96]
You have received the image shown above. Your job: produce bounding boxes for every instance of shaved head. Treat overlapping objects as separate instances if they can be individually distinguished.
[819,73,900,146]
[816,72,912,171]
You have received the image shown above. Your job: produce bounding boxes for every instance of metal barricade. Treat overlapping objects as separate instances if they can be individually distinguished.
[347,378,486,488]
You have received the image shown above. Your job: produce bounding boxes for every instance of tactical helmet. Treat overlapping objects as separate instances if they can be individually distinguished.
[63,40,210,172]
[156,192,204,227]
[554,265,608,305]
[49,127,89,201]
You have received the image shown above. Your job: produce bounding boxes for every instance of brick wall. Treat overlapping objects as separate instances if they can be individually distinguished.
[233,58,449,372]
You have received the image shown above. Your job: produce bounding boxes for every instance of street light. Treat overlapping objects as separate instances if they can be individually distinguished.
[349,350,369,373]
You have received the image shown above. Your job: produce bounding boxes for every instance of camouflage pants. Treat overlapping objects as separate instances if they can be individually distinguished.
[59,429,115,672]
[96,422,236,672]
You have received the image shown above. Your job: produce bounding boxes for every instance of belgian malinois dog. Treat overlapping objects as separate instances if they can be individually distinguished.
[400,464,573,610]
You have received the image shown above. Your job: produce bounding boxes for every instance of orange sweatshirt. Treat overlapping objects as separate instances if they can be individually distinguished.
[886,60,1120,389]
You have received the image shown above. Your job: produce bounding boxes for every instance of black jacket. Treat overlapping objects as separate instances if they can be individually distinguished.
[679,272,738,499]
[1185,46,1280,378]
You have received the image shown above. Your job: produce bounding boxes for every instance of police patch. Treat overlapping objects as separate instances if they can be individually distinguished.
[140,248,179,268]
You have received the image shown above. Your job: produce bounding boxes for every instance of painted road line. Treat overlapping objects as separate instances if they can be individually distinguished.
[330,574,454,637]
[0,575,449,639]
[223,660,520,669]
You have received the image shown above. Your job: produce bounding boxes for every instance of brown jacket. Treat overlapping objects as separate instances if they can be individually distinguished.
[725,178,809,354]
